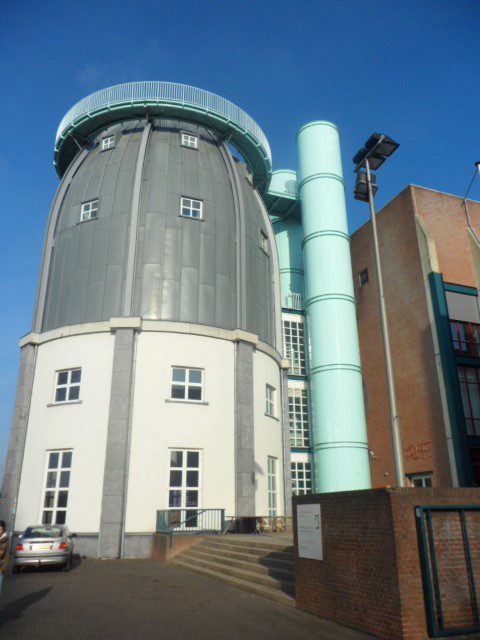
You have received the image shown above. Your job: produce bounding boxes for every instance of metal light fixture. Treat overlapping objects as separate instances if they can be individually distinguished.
[354,170,377,201]
[352,133,405,488]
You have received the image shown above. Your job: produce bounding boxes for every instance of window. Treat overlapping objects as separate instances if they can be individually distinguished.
[289,388,310,447]
[168,449,201,528]
[291,461,312,495]
[470,448,480,486]
[265,385,276,417]
[181,132,198,149]
[268,457,277,517]
[407,473,433,488]
[180,197,203,220]
[42,450,72,525]
[283,319,306,375]
[458,366,480,436]
[101,135,115,151]
[260,231,268,253]
[359,269,369,287]
[80,199,99,222]
[54,368,81,403]
[171,367,203,401]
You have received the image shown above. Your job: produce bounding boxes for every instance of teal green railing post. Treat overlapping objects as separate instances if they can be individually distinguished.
[297,121,371,492]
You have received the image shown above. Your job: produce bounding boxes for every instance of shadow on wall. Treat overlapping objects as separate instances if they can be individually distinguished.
[254,462,265,490]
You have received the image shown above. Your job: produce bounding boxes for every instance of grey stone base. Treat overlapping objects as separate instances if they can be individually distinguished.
[123,534,153,558]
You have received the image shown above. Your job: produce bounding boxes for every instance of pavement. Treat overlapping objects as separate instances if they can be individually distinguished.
[0,558,375,640]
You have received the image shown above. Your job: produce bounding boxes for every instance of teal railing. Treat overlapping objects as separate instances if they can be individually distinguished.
[156,509,226,548]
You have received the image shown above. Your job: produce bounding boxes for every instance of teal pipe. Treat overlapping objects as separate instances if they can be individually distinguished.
[273,216,305,305]
[297,121,371,492]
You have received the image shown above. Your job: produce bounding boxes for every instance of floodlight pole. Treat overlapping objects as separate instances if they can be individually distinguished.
[364,158,406,487]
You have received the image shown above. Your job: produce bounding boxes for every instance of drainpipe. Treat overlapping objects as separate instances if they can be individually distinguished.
[297,121,371,492]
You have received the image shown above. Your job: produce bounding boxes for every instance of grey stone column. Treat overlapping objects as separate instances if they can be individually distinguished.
[98,329,136,558]
[234,340,255,517]
[0,343,37,529]
[281,368,292,518]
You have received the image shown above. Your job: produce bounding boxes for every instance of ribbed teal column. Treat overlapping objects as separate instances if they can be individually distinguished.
[273,216,305,304]
[297,121,371,492]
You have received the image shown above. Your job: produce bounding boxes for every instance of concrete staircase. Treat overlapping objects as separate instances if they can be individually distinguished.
[172,535,295,606]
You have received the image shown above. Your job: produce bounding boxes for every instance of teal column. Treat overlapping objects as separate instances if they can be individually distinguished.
[273,216,305,304]
[297,121,371,492]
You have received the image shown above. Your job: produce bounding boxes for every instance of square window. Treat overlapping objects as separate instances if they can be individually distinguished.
[181,133,198,149]
[170,367,203,402]
[186,470,198,487]
[170,451,183,468]
[57,371,68,386]
[101,136,115,151]
[80,199,99,223]
[169,490,182,508]
[171,385,185,399]
[172,368,186,383]
[359,269,369,287]
[188,386,202,401]
[180,197,203,220]
[71,369,81,384]
[169,470,182,487]
[54,368,82,404]
[187,451,199,468]
[68,386,80,401]
[189,369,202,384]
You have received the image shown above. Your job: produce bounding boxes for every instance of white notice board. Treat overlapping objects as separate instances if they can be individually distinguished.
[297,503,323,560]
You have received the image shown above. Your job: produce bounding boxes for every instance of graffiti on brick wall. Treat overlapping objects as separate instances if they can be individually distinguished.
[404,440,432,461]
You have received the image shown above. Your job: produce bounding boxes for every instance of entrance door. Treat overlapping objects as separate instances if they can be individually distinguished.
[168,450,201,529]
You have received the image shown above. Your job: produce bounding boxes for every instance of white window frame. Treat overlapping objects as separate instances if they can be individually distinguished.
[260,231,268,254]
[268,457,277,517]
[101,135,115,151]
[180,197,203,220]
[40,450,73,525]
[283,318,306,375]
[408,472,433,488]
[53,368,81,404]
[167,449,202,529]
[181,132,198,149]
[289,388,310,447]
[170,367,204,402]
[80,199,99,223]
[291,461,312,496]
[265,384,276,417]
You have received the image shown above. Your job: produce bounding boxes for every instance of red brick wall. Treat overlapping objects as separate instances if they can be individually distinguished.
[294,488,480,640]
[350,187,452,488]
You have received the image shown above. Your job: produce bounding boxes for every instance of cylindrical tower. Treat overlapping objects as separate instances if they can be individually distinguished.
[1,83,290,558]
[297,121,371,492]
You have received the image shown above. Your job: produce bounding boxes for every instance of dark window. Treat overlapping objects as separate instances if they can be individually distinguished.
[359,269,369,287]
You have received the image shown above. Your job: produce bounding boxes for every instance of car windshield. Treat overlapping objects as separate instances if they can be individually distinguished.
[24,526,63,539]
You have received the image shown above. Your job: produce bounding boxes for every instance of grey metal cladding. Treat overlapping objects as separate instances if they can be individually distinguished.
[40,118,276,347]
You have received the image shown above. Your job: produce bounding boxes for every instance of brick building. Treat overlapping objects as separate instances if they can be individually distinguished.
[351,184,480,488]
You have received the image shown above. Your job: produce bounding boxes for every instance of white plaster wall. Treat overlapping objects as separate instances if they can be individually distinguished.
[253,349,284,516]
[125,332,236,533]
[16,332,115,533]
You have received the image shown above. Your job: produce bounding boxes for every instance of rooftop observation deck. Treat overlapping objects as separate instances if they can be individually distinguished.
[54,81,272,189]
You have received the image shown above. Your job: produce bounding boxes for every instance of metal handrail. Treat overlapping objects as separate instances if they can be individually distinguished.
[156,508,225,548]
[55,81,271,162]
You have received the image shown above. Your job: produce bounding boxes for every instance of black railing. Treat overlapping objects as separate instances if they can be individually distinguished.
[450,320,480,358]
[156,509,225,548]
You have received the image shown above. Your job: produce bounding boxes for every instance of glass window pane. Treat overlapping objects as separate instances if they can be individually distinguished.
[55,387,67,402]
[189,369,202,384]
[186,471,198,488]
[169,490,182,508]
[46,471,57,488]
[62,451,72,469]
[49,452,59,469]
[55,511,66,525]
[170,451,183,467]
[59,471,70,488]
[57,491,68,508]
[172,368,186,382]
[185,510,198,527]
[169,470,182,487]
[44,491,55,509]
[71,369,81,384]
[68,386,80,401]
[188,386,202,401]
[186,490,198,507]
[187,452,199,468]
[171,385,185,399]
[42,511,53,525]
[57,371,68,386]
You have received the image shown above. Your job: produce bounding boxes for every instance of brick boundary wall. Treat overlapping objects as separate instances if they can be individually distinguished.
[293,488,480,640]
[151,533,205,561]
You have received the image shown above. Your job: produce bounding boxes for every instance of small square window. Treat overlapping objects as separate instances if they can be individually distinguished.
[54,368,82,404]
[80,199,99,223]
[180,197,203,220]
[101,136,115,151]
[170,367,203,402]
[408,473,433,488]
[181,133,198,149]
[359,268,369,287]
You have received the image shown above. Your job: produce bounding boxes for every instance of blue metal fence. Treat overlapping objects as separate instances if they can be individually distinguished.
[156,509,225,548]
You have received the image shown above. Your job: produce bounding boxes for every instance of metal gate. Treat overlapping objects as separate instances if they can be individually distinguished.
[416,505,480,637]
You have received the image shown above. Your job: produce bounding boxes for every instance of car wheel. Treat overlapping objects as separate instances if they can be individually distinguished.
[62,556,72,572]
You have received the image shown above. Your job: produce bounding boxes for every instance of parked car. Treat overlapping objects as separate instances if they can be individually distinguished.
[13,525,76,572]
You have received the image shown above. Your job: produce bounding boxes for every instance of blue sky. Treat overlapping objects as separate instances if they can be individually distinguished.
[0,1,479,471]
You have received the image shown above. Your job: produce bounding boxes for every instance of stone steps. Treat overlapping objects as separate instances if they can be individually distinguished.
[172,535,295,606]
